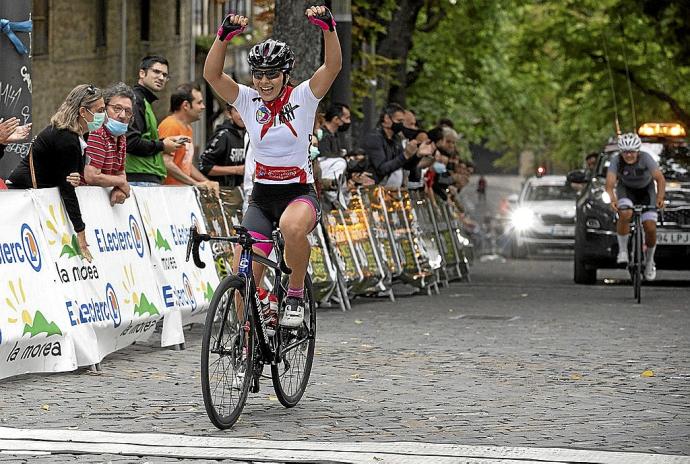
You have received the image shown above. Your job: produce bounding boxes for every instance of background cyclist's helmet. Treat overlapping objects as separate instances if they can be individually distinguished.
[617,132,642,151]
[247,39,295,74]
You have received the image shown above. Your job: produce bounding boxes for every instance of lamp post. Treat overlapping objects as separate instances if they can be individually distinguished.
[330,0,351,107]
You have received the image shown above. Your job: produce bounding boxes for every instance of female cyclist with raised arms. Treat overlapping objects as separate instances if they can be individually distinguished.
[203,6,341,327]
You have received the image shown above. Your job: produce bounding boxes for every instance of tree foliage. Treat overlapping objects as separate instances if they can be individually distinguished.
[350,0,690,170]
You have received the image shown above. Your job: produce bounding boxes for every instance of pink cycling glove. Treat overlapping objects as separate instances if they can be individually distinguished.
[217,15,246,41]
[308,8,336,32]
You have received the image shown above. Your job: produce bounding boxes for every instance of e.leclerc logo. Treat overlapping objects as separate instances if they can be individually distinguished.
[105,283,123,328]
[65,283,122,328]
[94,215,145,258]
[129,215,145,258]
[21,224,42,272]
[190,212,205,251]
[0,224,42,272]
[162,272,197,311]
[182,273,197,312]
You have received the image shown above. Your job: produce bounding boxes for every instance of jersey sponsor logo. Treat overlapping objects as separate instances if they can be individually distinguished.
[256,106,271,124]
[280,102,300,124]
[255,162,307,183]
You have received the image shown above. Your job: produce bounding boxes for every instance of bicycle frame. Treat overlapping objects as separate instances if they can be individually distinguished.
[188,225,308,366]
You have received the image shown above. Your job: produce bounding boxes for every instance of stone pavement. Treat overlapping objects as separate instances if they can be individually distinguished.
[0,257,689,463]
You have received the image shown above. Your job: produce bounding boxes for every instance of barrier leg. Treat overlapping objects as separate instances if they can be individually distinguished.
[87,363,101,373]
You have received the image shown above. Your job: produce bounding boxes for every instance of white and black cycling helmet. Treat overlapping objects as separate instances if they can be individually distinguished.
[247,39,295,74]
[617,132,642,151]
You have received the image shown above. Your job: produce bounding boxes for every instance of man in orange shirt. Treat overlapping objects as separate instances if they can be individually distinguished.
[159,82,219,194]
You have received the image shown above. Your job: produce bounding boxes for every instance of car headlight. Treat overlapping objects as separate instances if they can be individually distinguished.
[593,189,611,204]
[511,207,537,231]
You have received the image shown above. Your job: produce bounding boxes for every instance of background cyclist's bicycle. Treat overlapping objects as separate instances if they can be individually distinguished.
[186,225,316,429]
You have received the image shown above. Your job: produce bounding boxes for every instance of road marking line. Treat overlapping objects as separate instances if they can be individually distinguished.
[0,427,688,463]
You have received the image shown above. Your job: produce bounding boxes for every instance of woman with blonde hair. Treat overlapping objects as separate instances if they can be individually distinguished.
[8,84,106,261]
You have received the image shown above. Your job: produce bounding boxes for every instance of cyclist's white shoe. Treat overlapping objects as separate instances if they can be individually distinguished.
[231,345,247,390]
[280,297,304,328]
[232,364,246,390]
[616,250,629,264]
[645,261,657,281]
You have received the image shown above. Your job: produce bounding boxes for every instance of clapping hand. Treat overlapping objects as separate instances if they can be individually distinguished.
[0,117,20,144]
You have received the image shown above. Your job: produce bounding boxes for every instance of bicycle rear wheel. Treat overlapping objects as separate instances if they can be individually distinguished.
[201,275,254,429]
[271,275,316,407]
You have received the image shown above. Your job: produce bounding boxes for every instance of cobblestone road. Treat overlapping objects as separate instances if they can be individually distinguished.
[1,257,689,463]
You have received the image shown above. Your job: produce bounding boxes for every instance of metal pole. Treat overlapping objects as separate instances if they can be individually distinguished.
[190,0,196,81]
[120,0,127,82]
[330,0,352,107]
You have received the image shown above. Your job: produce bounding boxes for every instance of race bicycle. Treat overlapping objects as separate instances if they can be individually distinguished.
[186,225,316,429]
[625,205,660,304]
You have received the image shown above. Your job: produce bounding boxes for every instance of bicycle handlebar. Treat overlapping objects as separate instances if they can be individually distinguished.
[185,225,293,274]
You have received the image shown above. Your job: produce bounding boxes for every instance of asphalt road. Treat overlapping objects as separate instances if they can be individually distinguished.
[1,253,689,463]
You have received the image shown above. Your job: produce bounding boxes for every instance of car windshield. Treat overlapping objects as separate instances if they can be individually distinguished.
[526,184,578,201]
[658,142,690,182]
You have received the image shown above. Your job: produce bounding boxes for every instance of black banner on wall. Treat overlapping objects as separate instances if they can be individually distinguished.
[0,1,32,179]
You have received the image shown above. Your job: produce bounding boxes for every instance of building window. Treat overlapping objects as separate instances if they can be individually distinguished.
[140,0,150,41]
[96,0,107,48]
[32,0,49,56]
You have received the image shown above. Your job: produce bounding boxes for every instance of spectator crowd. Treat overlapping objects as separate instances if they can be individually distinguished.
[0,54,482,257]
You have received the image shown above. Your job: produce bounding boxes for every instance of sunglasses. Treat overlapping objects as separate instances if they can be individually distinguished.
[80,84,101,106]
[252,69,281,80]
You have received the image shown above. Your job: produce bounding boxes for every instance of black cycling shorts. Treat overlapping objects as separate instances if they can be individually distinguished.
[242,182,321,241]
[616,182,658,221]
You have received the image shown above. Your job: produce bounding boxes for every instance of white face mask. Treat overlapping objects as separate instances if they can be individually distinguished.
[309,145,320,160]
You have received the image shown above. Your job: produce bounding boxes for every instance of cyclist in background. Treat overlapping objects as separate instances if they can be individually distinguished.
[203,6,341,327]
[605,132,666,281]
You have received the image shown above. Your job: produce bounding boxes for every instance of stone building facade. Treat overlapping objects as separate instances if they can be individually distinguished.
[32,0,194,129]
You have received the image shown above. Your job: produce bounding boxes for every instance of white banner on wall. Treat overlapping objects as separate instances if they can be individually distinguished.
[0,191,78,379]
[132,187,217,347]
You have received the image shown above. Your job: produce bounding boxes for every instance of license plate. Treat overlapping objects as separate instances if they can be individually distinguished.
[551,225,574,237]
[657,231,690,245]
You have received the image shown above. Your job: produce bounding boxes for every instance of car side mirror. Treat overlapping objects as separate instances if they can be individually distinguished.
[566,170,587,184]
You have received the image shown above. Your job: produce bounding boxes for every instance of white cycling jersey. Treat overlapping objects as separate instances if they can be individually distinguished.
[232,80,321,184]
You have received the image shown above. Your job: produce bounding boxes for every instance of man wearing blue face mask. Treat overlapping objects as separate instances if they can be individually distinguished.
[84,82,135,206]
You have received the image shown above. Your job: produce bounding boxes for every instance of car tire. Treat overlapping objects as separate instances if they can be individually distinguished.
[574,224,596,284]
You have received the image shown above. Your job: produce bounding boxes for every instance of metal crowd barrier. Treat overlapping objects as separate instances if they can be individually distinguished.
[195,185,472,311]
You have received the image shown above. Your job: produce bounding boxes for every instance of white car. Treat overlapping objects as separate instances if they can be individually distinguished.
[509,175,578,258]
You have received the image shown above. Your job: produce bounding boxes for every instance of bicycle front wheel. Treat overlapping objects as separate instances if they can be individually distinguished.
[201,275,254,429]
[271,275,316,407]
[633,225,643,303]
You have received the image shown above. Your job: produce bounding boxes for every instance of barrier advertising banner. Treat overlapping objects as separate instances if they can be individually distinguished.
[0,191,77,380]
[31,187,162,366]
[132,187,218,346]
